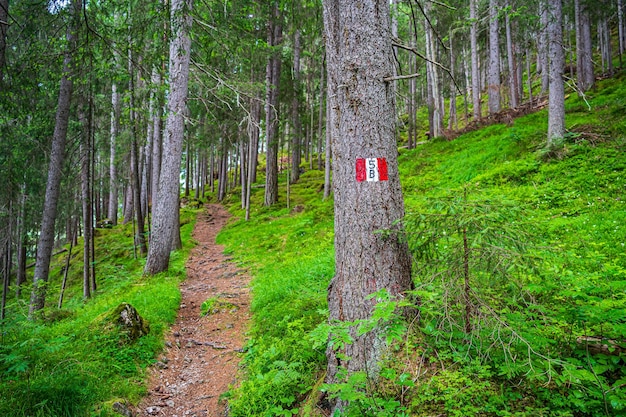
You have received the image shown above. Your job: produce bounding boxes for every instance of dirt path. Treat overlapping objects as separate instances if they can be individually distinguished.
[135,204,250,417]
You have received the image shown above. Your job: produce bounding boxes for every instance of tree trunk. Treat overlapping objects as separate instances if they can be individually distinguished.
[123,182,133,224]
[470,0,481,120]
[448,29,457,131]
[547,0,565,146]
[29,0,81,317]
[574,0,594,93]
[323,93,332,200]
[487,0,501,114]
[130,138,147,255]
[1,201,12,320]
[323,0,413,411]
[0,0,8,84]
[598,12,613,76]
[16,186,27,298]
[424,2,443,138]
[505,2,518,109]
[619,0,625,62]
[108,83,121,226]
[144,0,193,275]
[184,140,191,197]
[264,2,282,206]
[151,68,163,207]
[291,29,302,184]
[317,55,326,169]
[539,1,550,94]
[79,104,92,299]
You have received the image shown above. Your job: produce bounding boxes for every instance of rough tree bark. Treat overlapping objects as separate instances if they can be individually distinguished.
[29,0,81,317]
[470,0,481,120]
[0,0,8,83]
[290,29,302,184]
[151,68,163,206]
[547,0,565,146]
[108,83,120,225]
[264,1,283,206]
[323,0,413,411]
[144,0,192,275]
[575,0,594,92]
[505,2,518,109]
[539,0,550,94]
[487,0,501,114]
[79,103,92,299]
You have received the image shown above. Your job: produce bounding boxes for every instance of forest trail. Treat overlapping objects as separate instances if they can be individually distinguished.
[135,204,250,417]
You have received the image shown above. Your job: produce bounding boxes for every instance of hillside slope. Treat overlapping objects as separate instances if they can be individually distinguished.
[220,73,626,416]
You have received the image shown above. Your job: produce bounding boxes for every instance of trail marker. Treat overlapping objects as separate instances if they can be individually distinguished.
[356,158,388,182]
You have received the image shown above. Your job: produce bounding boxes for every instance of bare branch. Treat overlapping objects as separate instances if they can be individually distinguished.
[384,72,421,82]
[392,37,463,95]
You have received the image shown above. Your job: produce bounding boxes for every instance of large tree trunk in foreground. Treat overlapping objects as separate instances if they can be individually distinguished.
[29,0,81,317]
[144,0,192,275]
[323,0,413,411]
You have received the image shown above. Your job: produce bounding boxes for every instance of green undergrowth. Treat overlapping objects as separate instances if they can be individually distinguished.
[217,73,626,416]
[392,73,626,416]
[218,170,334,416]
[0,208,199,416]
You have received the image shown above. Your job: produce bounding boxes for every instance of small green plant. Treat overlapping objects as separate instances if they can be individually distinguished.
[200,296,237,316]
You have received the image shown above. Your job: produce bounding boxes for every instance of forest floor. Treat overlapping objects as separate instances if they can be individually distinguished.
[135,204,251,417]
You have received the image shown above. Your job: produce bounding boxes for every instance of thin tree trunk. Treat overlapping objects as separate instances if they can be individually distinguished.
[264,1,282,206]
[58,225,76,309]
[448,29,457,131]
[291,29,302,184]
[79,103,92,299]
[123,182,133,224]
[16,185,27,298]
[323,94,332,200]
[527,48,533,104]
[505,2,518,109]
[539,0,550,94]
[29,0,81,317]
[130,128,147,256]
[619,0,625,63]
[250,94,261,184]
[108,83,121,226]
[547,0,565,146]
[1,201,11,320]
[0,0,8,84]
[470,0,481,120]
[144,0,193,275]
[317,56,326,169]
[488,0,501,114]
[151,68,163,207]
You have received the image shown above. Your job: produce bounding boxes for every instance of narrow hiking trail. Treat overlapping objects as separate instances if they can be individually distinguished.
[136,204,251,417]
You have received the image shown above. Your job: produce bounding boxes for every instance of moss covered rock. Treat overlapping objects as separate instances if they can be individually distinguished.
[104,302,150,343]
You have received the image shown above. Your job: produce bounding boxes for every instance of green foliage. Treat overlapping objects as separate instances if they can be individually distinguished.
[396,75,626,416]
[314,290,413,417]
[219,171,333,417]
[0,207,199,416]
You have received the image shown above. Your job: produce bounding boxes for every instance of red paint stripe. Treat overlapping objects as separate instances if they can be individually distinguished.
[356,158,366,182]
[377,158,388,181]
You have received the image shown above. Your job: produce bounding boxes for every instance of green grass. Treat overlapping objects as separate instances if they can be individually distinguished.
[0,208,199,416]
[218,73,626,416]
[218,170,334,416]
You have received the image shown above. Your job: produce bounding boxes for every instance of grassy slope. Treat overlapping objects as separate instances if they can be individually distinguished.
[0,209,198,416]
[219,73,626,416]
